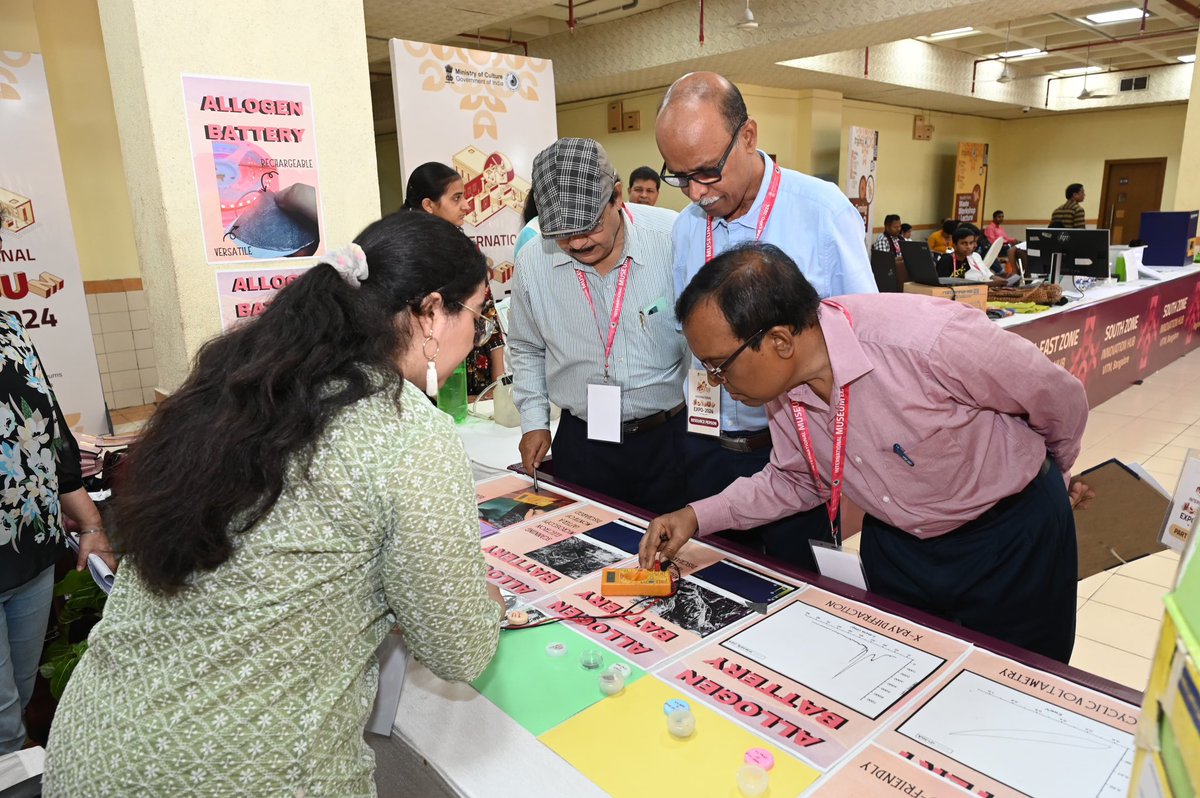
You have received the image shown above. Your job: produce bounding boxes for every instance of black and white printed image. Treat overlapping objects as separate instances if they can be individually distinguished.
[525,535,625,579]
[653,579,753,637]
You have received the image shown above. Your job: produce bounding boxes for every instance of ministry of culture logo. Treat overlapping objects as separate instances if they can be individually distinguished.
[504,72,520,91]
[445,64,454,83]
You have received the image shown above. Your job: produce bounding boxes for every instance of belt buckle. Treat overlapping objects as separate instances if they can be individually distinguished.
[626,423,640,434]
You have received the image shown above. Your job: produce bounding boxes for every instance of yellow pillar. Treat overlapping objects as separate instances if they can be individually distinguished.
[1175,32,1200,211]
[97,0,381,391]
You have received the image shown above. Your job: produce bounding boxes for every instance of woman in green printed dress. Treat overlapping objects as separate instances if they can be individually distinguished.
[43,212,506,797]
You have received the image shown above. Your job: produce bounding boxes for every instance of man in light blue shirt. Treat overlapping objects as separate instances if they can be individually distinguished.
[656,72,877,570]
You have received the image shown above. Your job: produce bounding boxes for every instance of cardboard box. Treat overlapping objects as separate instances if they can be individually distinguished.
[902,281,988,311]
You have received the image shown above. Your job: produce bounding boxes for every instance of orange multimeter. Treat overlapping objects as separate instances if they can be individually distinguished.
[600,567,674,597]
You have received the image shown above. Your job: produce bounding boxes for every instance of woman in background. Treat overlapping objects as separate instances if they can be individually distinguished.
[0,314,110,754]
[405,162,505,397]
[44,212,505,797]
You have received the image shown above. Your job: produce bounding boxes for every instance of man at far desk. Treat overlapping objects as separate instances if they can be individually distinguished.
[640,242,1094,663]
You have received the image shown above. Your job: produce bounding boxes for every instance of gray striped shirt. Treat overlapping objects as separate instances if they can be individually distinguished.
[508,204,687,434]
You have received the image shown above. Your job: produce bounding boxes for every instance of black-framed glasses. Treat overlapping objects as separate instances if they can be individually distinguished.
[660,118,747,188]
[700,328,765,383]
[458,302,499,347]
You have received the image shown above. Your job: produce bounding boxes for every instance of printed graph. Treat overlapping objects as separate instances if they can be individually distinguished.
[896,670,1134,798]
[721,602,945,719]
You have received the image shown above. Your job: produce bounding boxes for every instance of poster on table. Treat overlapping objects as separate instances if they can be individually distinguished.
[213,266,311,332]
[0,52,105,433]
[662,586,971,771]
[844,126,878,245]
[873,648,1139,798]
[181,75,325,265]
[534,538,798,667]
[953,142,989,224]
[475,473,581,537]
[389,40,557,298]
[482,505,645,599]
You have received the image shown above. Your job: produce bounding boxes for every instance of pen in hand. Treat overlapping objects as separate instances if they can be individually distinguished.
[531,468,540,494]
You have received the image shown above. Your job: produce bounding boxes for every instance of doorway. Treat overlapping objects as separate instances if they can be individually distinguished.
[1098,158,1167,244]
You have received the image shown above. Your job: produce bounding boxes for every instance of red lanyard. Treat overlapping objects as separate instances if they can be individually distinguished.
[704,163,782,262]
[575,258,632,381]
[788,300,853,545]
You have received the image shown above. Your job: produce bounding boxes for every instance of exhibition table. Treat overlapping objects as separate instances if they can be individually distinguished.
[1000,266,1200,406]
[378,415,1145,798]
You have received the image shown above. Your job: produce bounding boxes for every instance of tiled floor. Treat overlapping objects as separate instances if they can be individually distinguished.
[106,351,1200,692]
[110,402,157,434]
[1063,348,1200,692]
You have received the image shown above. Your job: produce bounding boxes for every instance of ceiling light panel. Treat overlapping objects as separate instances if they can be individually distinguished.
[1084,8,1150,24]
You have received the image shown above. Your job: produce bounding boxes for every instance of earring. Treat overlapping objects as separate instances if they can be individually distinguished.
[422,333,440,397]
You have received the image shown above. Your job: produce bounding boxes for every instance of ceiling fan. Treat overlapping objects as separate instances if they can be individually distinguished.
[996,22,1015,83]
[1077,47,1112,99]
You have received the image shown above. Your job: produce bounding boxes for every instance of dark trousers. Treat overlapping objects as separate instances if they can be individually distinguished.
[860,462,1078,663]
[552,410,687,515]
[683,433,832,572]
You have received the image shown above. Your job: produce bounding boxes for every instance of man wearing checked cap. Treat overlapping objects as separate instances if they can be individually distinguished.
[507,138,690,513]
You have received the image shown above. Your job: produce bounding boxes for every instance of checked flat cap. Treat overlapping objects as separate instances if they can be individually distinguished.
[532,138,618,238]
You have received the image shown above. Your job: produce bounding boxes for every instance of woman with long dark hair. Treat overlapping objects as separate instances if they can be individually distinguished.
[405,161,505,398]
[43,212,505,796]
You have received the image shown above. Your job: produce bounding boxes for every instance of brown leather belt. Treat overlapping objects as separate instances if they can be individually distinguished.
[718,429,772,453]
[622,403,685,437]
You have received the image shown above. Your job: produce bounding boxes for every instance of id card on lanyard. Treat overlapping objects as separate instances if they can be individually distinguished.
[789,300,852,546]
[687,164,783,437]
[577,258,632,443]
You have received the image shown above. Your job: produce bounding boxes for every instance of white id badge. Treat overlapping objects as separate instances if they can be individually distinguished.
[586,383,623,443]
[686,369,721,436]
[810,541,869,591]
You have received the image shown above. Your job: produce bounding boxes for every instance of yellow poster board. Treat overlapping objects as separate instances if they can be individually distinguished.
[953,142,989,225]
[540,677,821,797]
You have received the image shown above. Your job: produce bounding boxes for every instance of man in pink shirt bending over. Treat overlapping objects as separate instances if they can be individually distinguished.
[640,242,1094,663]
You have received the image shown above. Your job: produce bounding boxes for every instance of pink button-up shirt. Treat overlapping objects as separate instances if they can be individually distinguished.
[691,294,1088,540]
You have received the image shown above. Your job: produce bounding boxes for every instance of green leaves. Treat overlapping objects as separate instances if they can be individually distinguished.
[39,640,88,700]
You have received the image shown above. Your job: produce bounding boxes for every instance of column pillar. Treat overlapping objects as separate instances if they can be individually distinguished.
[1174,31,1200,211]
[97,0,381,391]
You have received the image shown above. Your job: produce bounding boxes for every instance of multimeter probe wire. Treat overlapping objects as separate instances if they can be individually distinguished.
[500,561,681,632]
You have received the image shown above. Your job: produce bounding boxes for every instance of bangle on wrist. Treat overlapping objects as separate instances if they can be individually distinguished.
[78,527,105,536]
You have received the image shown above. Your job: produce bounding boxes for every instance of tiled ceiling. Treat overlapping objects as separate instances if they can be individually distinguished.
[363,0,1198,121]
[920,0,1199,77]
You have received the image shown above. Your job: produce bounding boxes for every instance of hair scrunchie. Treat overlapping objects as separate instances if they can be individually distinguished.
[327,242,369,288]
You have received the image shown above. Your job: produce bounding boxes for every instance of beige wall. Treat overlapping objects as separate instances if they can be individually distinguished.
[0,0,140,281]
[842,100,1000,229]
[990,104,1188,226]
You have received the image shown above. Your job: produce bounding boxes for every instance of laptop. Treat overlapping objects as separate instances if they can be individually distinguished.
[899,239,987,287]
[869,249,902,293]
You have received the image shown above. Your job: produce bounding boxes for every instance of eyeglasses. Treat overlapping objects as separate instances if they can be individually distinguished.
[660,118,748,188]
[700,328,765,383]
[458,302,499,347]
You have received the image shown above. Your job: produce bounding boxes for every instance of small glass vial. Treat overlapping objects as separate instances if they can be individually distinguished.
[666,708,695,738]
[598,667,625,696]
[736,764,769,797]
[579,649,605,670]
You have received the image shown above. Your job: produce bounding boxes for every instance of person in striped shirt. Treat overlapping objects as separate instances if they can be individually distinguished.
[1050,183,1087,229]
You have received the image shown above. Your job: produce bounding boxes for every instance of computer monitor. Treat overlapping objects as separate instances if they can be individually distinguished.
[1026,228,1111,280]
